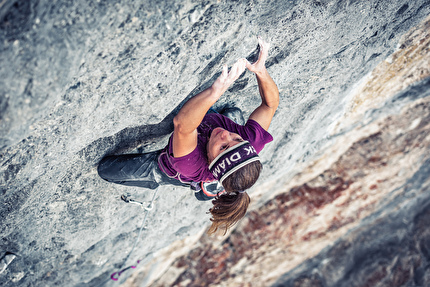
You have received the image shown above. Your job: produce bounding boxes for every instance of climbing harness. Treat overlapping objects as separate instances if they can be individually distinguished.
[110,187,159,281]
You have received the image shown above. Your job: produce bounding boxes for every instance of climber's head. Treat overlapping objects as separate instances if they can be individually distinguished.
[208,128,261,188]
[206,129,262,235]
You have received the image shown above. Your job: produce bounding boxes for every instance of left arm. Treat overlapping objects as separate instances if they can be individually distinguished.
[248,69,279,131]
[247,37,279,131]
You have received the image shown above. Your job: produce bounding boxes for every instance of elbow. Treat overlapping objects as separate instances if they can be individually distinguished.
[173,115,187,135]
[265,95,279,111]
[173,115,182,132]
[272,91,280,111]
[272,96,280,110]
[273,89,280,108]
[269,103,279,115]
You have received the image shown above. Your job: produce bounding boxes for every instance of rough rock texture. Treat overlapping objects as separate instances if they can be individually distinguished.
[142,94,430,287]
[125,15,430,286]
[1,0,429,286]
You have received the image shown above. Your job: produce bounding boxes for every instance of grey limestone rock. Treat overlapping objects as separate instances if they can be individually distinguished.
[1,0,430,286]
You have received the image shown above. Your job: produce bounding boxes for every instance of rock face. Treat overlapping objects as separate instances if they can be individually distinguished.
[0,0,429,286]
[143,93,430,287]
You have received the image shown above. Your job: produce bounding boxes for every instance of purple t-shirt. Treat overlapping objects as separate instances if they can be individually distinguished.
[158,113,273,183]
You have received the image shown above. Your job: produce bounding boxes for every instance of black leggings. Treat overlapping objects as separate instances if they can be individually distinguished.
[97,151,188,190]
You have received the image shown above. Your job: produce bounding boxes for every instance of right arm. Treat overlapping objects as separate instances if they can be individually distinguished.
[172,59,247,157]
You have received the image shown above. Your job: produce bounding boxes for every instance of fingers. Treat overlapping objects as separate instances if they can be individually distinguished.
[245,36,270,73]
[219,65,228,80]
[258,36,264,49]
[222,37,270,73]
[227,58,246,81]
[214,37,270,92]
[223,64,228,75]
[258,36,270,51]
[258,36,269,62]
[235,58,247,74]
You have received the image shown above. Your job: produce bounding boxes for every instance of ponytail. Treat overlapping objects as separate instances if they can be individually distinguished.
[207,160,262,235]
[208,192,250,235]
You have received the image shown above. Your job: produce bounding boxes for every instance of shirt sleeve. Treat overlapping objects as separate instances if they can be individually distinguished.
[170,145,208,179]
[241,119,273,153]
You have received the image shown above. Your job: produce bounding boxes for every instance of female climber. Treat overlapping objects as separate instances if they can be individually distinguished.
[98,37,279,234]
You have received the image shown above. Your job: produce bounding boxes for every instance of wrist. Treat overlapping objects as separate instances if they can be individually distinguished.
[254,68,269,78]
[209,84,225,97]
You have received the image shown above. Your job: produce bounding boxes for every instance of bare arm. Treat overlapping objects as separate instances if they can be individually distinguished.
[247,38,279,131]
[172,59,247,157]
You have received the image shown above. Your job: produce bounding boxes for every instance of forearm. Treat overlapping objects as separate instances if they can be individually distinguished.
[173,86,222,135]
[174,59,246,135]
[248,67,279,131]
[255,69,279,109]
